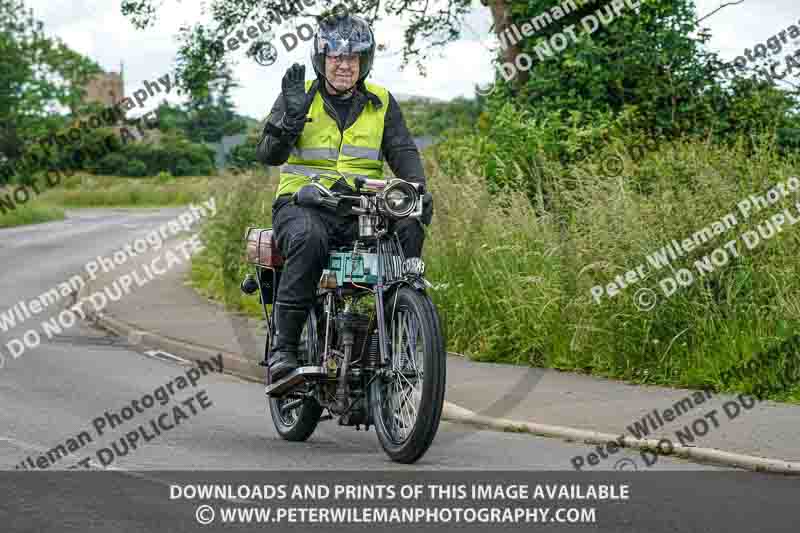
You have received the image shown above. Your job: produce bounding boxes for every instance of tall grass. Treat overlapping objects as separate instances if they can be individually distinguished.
[429,134,800,401]
[190,140,800,401]
[190,168,277,317]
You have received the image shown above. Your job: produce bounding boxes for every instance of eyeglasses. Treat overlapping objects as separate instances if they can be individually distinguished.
[326,54,359,65]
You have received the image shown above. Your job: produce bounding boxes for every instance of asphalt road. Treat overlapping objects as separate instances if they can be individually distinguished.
[0,208,796,532]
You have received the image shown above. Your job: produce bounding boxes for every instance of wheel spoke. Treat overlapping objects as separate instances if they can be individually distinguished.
[386,381,397,438]
[394,382,407,439]
[405,312,419,358]
[403,312,423,377]
[394,384,411,436]
[278,397,298,424]
[398,370,417,392]
[403,313,415,369]
[398,384,418,419]
[378,296,434,446]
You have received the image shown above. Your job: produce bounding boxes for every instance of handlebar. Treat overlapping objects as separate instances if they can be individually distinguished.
[292,175,423,218]
[293,183,346,213]
[355,177,387,191]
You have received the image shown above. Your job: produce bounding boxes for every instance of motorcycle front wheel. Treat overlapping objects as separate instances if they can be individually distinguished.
[370,286,446,463]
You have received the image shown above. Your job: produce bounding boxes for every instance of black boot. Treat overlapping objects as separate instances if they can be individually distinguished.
[268,302,308,381]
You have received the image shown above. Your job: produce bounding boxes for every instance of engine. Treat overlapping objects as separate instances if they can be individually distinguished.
[331,311,378,427]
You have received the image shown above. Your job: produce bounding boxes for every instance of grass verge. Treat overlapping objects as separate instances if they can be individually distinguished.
[0,199,65,228]
[37,173,214,207]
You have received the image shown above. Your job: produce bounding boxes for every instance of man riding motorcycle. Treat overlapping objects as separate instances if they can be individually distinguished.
[256,10,433,381]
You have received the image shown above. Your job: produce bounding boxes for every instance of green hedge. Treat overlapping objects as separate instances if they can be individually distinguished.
[0,127,121,185]
[1,124,216,182]
[82,132,216,177]
[110,133,216,177]
[226,131,260,173]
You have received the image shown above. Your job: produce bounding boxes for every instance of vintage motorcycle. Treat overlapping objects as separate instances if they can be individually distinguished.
[240,175,445,464]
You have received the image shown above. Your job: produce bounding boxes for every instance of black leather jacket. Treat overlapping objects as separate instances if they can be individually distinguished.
[256,79,426,185]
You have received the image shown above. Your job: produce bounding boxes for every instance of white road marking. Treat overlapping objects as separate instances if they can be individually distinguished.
[143,350,190,365]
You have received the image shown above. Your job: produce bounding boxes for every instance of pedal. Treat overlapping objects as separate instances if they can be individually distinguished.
[265,366,326,397]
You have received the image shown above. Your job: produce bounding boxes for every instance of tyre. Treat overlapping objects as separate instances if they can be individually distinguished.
[268,306,324,441]
[370,286,446,463]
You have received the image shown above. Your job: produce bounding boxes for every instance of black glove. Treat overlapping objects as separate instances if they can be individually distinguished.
[422,191,433,226]
[281,63,312,134]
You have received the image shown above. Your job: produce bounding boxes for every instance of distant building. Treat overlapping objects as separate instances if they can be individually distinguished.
[84,70,124,109]
[77,65,158,144]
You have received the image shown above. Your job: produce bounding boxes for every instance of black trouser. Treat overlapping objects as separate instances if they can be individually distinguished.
[271,195,425,308]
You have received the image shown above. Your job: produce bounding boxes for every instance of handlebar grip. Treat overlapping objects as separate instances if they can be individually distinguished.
[319,197,341,211]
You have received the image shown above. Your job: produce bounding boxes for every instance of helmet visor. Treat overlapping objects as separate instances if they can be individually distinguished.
[318,36,372,56]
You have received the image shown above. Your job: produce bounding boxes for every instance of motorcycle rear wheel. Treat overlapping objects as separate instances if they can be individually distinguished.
[268,307,323,441]
[370,286,446,463]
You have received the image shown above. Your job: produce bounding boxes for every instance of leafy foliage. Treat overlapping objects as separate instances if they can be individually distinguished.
[226,128,261,172]
[0,0,101,166]
[121,0,475,97]
[93,131,217,177]
[399,97,482,137]
[180,63,249,143]
[453,0,800,198]
[151,86,249,145]
[491,0,800,141]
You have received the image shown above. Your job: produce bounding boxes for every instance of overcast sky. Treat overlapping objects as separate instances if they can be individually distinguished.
[25,0,800,122]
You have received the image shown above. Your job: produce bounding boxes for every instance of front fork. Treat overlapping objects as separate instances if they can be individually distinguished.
[321,291,335,372]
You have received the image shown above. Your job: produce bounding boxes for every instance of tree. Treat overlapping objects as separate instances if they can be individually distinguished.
[121,0,476,97]
[0,0,101,164]
[400,97,482,137]
[470,0,798,146]
[152,101,190,134]
[181,62,248,143]
[119,0,799,154]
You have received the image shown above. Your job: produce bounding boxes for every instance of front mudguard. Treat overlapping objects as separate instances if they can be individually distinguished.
[382,276,433,320]
[387,275,431,294]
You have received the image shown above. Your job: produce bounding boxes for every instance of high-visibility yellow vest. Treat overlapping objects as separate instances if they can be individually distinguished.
[275,80,389,198]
